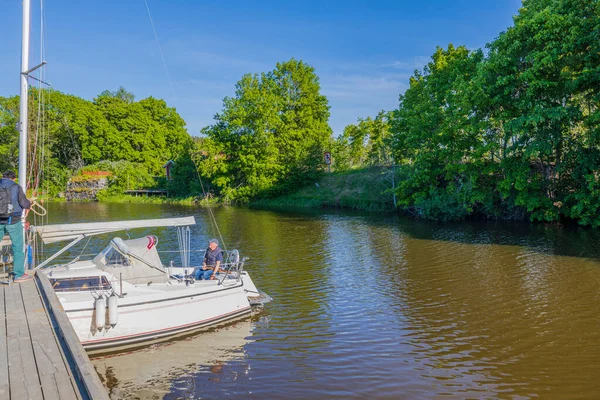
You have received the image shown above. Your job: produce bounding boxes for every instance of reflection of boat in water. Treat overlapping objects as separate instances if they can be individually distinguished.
[92,319,253,399]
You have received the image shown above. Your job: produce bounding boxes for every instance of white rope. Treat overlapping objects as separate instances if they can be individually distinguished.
[176,226,191,268]
[29,200,47,216]
[176,226,184,267]
[185,226,190,267]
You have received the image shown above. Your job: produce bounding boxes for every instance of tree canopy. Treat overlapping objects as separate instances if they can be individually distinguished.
[0,87,192,195]
[333,0,600,225]
[333,111,393,171]
[197,59,333,201]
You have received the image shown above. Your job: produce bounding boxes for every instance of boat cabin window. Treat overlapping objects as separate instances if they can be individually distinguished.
[102,246,131,267]
[50,276,111,292]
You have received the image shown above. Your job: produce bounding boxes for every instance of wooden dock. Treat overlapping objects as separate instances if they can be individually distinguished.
[0,273,109,400]
[124,189,168,197]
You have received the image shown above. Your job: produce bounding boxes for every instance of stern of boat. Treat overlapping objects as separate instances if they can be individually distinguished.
[241,271,272,306]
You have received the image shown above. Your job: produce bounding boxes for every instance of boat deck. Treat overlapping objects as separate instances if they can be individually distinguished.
[0,273,109,400]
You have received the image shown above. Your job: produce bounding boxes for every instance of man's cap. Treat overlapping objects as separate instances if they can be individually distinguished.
[209,238,219,245]
[2,170,16,179]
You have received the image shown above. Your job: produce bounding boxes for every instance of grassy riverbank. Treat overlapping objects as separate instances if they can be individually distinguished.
[95,193,212,205]
[97,195,194,204]
[250,167,397,212]
[57,167,397,212]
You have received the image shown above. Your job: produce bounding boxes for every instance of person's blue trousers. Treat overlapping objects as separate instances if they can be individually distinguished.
[194,268,214,280]
[1,221,25,278]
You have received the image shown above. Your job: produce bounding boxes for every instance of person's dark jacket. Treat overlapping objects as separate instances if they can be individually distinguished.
[203,246,223,267]
[0,178,31,224]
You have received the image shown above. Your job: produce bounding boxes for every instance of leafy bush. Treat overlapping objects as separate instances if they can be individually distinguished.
[415,188,471,221]
[80,160,155,195]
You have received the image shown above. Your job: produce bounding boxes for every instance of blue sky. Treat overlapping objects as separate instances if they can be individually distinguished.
[0,0,521,136]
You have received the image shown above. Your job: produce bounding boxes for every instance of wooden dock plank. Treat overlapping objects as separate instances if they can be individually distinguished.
[36,273,110,400]
[0,286,8,400]
[5,282,44,399]
[4,283,30,338]
[7,335,44,399]
[0,384,8,400]
[20,281,80,400]
[0,274,108,400]
[39,374,79,400]
[21,281,69,375]
[0,287,9,385]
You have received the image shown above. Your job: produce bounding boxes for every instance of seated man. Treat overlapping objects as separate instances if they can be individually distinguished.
[195,238,222,280]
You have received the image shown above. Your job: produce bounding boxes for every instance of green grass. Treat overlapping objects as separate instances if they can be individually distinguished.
[251,167,397,212]
[94,193,214,205]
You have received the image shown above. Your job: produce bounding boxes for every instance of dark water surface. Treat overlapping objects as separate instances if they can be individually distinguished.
[41,203,600,399]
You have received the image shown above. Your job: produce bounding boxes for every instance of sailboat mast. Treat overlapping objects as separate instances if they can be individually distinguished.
[19,0,31,191]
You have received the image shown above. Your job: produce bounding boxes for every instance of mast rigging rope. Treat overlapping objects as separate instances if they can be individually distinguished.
[142,0,229,256]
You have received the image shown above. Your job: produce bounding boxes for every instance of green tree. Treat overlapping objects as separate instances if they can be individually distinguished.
[334,111,393,170]
[0,87,192,197]
[338,122,369,168]
[93,89,191,175]
[391,45,484,220]
[480,0,600,223]
[0,95,20,173]
[201,59,332,201]
[98,86,135,103]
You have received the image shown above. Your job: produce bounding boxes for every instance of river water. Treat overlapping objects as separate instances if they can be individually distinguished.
[40,202,600,399]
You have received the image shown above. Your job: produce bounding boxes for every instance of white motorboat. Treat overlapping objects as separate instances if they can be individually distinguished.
[32,217,270,354]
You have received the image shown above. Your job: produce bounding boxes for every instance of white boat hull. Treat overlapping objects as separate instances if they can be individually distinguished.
[38,233,267,354]
[75,286,250,353]
[47,265,259,354]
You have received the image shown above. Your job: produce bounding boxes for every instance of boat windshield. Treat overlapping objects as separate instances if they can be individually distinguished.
[99,245,131,267]
[92,236,169,285]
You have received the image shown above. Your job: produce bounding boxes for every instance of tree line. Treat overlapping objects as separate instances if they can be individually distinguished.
[0,0,598,225]
[331,0,600,225]
[0,87,192,196]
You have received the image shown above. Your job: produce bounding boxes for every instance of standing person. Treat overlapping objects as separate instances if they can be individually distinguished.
[0,171,32,282]
[194,238,222,280]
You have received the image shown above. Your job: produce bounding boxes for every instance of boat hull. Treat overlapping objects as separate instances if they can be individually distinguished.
[60,280,253,354]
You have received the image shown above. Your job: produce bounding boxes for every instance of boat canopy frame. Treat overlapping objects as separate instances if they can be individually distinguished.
[33,217,195,270]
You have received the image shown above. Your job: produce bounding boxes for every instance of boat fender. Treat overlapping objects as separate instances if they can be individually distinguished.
[108,294,119,327]
[26,245,33,266]
[95,297,106,331]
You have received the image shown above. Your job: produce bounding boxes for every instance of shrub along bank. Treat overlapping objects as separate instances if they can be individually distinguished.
[250,167,397,212]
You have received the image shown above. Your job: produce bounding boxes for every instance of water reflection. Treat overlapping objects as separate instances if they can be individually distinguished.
[92,320,253,399]
[43,203,600,398]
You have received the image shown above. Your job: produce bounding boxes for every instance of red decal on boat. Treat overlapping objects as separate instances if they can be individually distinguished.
[147,236,154,249]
